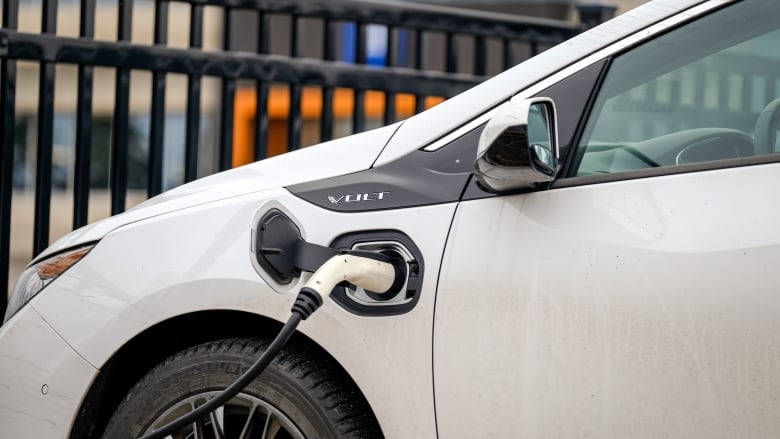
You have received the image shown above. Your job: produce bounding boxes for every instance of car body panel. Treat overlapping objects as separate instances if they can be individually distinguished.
[434,162,780,438]
[32,187,457,438]
[0,306,95,437]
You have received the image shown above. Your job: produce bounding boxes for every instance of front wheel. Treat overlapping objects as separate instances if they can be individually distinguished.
[103,337,382,439]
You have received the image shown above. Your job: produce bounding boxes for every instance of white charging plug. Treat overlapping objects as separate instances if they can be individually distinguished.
[291,252,401,319]
[304,253,396,298]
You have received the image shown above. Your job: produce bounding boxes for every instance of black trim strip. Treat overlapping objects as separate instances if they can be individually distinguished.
[553,154,780,189]
[560,57,612,178]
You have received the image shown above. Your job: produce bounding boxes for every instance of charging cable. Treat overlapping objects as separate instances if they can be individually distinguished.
[139,251,403,439]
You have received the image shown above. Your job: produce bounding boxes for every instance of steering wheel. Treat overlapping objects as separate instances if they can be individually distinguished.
[754,97,780,155]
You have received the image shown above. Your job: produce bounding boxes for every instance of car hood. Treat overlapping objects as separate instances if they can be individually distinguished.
[39,123,401,260]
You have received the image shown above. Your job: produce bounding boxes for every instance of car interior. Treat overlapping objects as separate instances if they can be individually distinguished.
[575,1,780,176]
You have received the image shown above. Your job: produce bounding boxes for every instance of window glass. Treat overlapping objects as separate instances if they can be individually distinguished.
[575,0,780,176]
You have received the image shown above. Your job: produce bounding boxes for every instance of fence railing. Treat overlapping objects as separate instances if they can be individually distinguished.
[0,0,613,314]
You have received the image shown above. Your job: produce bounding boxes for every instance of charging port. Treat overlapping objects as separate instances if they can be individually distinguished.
[329,231,424,316]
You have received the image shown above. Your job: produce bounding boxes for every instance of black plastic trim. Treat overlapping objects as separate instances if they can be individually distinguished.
[461,174,498,200]
[329,230,424,317]
[553,154,780,189]
[560,57,613,178]
[543,58,610,160]
[290,58,609,208]
[288,127,480,212]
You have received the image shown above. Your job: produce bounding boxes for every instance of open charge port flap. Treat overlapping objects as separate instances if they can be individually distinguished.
[254,209,304,284]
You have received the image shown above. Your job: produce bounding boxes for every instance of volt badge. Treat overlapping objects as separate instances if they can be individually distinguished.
[328,191,390,205]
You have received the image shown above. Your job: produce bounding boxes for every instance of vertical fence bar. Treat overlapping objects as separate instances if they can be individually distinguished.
[414,95,425,114]
[353,88,365,133]
[110,0,133,215]
[287,14,302,150]
[33,0,58,255]
[148,0,169,197]
[414,29,425,114]
[384,26,396,126]
[356,22,367,64]
[288,83,302,150]
[258,11,270,54]
[529,32,539,56]
[502,38,512,70]
[185,3,203,182]
[445,31,457,73]
[320,18,334,142]
[353,22,366,133]
[254,10,270,160]
[322,18,334,61]
[218,7,235,171]
[414,28,423,70]
[73,0,95,229]
[290,13,299,57]
[474,34,486,76]
[0,0,19,309]
[321,86,334,142]
[254,82,270,160]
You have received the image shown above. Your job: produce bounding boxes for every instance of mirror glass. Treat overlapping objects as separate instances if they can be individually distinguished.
[528,102,555,171]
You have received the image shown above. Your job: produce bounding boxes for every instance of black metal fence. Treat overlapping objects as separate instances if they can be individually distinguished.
[0,0,612,313]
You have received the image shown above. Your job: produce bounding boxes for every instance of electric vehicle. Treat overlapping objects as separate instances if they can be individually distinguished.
[3,0,780,437]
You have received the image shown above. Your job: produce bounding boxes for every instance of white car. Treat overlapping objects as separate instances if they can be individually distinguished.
[3,0,780,437]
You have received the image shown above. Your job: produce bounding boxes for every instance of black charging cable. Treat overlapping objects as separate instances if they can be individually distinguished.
[138,289,323,439]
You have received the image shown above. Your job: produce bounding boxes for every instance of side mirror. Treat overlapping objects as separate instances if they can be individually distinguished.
[474,97,559,193]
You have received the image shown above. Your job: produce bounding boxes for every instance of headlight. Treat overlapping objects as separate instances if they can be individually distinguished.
[3,244,95,324]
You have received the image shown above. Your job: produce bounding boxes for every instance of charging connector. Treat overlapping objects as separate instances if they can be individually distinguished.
[139,251,405,439]
[293,251,401,319]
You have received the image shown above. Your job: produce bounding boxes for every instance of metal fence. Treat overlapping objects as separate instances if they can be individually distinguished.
[0,0,611,313]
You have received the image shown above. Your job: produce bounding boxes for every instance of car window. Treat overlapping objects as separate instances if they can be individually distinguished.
[574,0,780,176]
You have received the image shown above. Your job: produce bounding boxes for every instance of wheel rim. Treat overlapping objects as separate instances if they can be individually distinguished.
[144,391,306,439]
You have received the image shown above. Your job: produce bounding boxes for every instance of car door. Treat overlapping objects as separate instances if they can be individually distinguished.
[434,1,780,437]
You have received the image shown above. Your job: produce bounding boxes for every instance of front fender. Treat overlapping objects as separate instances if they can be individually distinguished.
[32,187,455,438]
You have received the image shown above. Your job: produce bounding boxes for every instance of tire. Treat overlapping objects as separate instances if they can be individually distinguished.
[103,337,383,439]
